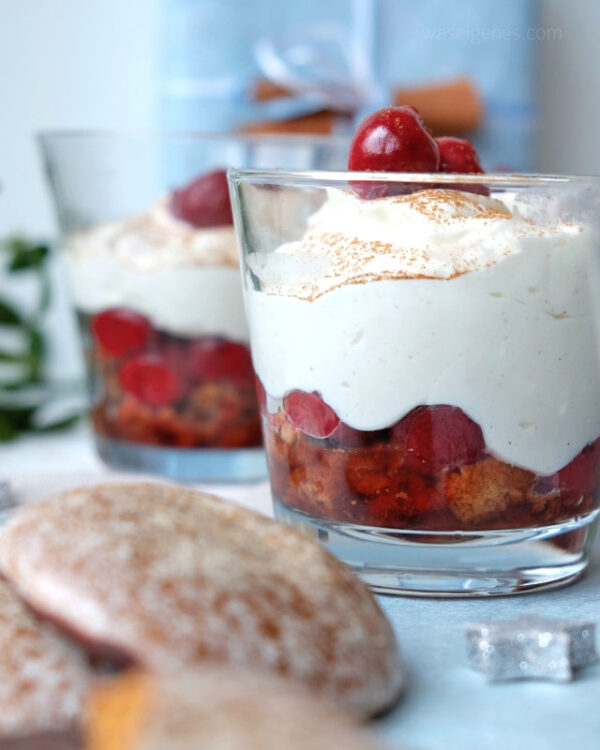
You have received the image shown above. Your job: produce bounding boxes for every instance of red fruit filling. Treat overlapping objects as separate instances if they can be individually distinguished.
[558,438,600,498]
[436,136,484,174]
[262,391,600,531]
[328,421,385,448]
[91,309,151,357]
[283,391,340,439]
[85,310,261,449]
[190,338,254,385]
[392,405,485,475]
[170,169,233,228]
[118,354,181,407]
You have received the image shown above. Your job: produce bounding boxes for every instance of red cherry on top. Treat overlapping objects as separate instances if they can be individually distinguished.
[118,354,181,407]
[190,338,254,385]
[348,107,440,189]
[92,309,151,357]
[170,169,233,228]
[392,405,484,475]
[436,136,484,174]
[284,391,340,439]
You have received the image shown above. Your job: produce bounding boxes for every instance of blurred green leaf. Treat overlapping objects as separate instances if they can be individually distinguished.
[7,241,49,272]
[0,349,29,363]
[0,235,75,438]
[0,414,16,442]
[27,328,44,381]
[37,266,51,316]
[27,328,45,358]
[0,377,35,391]
[0,298,22,326]
[0,405,37,430]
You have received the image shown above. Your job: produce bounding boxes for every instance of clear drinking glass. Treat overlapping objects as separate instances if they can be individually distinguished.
[39,132,348,482]
[229,168,600,595]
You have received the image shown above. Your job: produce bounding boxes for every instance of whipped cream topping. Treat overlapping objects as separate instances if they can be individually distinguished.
[65,199,247,340]
[246,187,600,474]
[251,188,581,300]
[69,198,238,271]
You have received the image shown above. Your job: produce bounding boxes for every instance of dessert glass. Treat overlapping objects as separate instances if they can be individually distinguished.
[229,169,600,595]
[39,133,348,481]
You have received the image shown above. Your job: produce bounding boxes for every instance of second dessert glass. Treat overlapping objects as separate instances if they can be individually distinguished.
[229,168,600,595]
[40,132,348,481]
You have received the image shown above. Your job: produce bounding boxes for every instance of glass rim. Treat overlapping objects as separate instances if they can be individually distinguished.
[227,167,600,187]
[37,129,350,149]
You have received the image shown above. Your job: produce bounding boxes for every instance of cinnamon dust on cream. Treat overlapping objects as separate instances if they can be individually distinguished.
[265,188,553,301]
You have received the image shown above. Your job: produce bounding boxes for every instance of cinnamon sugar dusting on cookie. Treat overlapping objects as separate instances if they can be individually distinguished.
[0,483,403,718]
[0,580,91,736]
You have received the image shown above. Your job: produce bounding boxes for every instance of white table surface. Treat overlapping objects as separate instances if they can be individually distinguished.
[1,424,599,750]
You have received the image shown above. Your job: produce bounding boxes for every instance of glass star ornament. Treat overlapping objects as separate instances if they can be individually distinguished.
[466,613,597,682]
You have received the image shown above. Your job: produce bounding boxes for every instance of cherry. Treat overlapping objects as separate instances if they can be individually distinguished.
[437,136,484,174]
[190,338,254,385]
[284,391,340,439]
[329,422,387,448]
[348,106,439,198]
[392,405,484,475]
[557,438,600,498]
[160,339,191,380]
[91,309,151,357]
[170,169,233,228]
[118,354,181,407]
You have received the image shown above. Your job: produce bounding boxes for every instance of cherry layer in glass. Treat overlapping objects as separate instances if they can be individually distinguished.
[40,132,349,481]
[230,113,600,594]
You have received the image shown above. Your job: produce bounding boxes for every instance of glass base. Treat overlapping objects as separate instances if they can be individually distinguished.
[95,434,267,483]
[274,501,599,597]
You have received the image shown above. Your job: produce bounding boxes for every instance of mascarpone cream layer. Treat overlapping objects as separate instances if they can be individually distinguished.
[66,200,247,341]
[246,188,600,473]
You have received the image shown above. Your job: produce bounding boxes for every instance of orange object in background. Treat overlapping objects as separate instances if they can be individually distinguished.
[393,77,483,136]
[251,79,293,102]
[240,79,353,135]
[242,76,482,137]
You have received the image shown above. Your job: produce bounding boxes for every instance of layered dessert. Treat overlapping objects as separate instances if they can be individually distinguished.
[245,107,600,530]
[67,170,261,449]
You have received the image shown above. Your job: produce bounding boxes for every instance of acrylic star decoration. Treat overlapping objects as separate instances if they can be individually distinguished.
[466,613,597,682]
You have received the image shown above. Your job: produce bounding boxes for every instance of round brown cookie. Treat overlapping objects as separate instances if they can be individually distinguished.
[0,578,92,748]
[0,483,403,717]
[85,668,390,750]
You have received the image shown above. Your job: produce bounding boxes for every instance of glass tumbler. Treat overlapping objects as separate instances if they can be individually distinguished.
[40,133,348,482]
[229,169,600,595]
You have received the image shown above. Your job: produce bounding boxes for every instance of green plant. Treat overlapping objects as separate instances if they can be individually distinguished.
[0,237,81,441]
